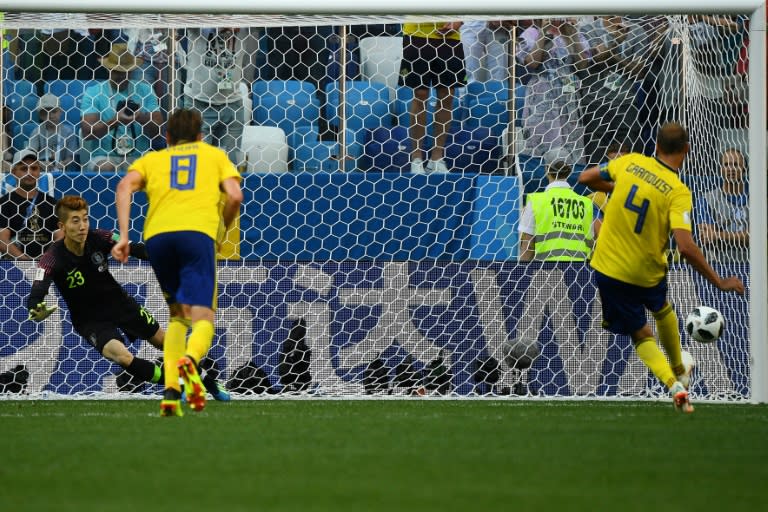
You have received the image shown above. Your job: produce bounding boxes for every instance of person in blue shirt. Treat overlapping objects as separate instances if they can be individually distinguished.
[696,147,749,263]
[80,43,163,172]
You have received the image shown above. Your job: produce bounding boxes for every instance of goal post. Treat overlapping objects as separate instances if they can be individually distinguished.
[746,1,767,405]
[0,2,765,402]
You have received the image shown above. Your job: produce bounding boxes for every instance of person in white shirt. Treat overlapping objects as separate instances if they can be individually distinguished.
[26,94,78,171]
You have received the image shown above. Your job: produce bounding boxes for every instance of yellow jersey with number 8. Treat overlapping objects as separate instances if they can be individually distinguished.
[590,153,692,287]
[129,141,241,241]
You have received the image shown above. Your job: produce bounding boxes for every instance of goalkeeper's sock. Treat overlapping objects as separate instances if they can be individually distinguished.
[635,337,677,389]
[186,320,215,366]
[653,304,685,376]
[125,357,159,384]
[151,364,163,384]
[164,317,189,392]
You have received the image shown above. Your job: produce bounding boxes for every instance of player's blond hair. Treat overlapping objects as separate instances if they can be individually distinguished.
[55,195,88,223]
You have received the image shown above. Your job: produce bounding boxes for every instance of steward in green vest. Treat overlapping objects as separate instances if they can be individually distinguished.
[519,149,597,262]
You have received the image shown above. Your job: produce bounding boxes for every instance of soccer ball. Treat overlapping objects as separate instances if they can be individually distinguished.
[685,306,725,343]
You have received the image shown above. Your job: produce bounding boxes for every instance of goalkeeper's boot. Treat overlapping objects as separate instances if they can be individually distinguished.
[177,356,206,412]
[203,375,231,402]
[670,382,694,414]
[160,399,183,417]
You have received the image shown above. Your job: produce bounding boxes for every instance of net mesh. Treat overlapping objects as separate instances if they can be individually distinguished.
[0,12,752,400]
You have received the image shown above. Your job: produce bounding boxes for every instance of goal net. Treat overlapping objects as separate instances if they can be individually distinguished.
[0,8,758,401]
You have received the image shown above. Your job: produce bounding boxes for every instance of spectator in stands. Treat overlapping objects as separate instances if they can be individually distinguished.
[639,15,745,156]
[126,28,172,114]
[0,150,61,260]
[80,43,162,172]
[26,93,78,171]
[577,16,660,166]
[687,15,747,160]
[264,25,332,86]
[518,147,599,262]
[182,28,247,167]
[688,15,743,77]
[21,23,89,92]
[461,20,511,83]
[516,18,588,162]
[696,147,749,262]
[400,21,465,174]
[14,14,124,93]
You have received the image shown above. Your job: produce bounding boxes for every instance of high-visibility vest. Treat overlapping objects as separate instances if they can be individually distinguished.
[528,187,593,262]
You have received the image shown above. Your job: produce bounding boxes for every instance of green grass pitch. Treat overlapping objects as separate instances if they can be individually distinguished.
[1,399,766,511]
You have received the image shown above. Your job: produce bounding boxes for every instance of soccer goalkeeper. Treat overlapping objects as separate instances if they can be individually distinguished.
[27,195,229,400]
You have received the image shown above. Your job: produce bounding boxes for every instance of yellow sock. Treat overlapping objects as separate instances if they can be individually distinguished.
[654,304,685,376]
[164,318,189,392]
[635,337,677,389]
[186,320,215,365]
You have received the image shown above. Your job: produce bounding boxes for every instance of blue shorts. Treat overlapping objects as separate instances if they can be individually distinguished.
[593,270,668,335]
[146,231,217,309]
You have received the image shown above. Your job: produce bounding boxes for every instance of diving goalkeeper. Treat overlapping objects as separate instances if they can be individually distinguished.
[26,195,229,399]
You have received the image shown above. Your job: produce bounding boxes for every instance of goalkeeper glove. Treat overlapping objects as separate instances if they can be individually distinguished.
[29,302,58,322]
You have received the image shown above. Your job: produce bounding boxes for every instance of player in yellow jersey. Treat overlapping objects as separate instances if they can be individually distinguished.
[578,122,744,413]
[112,109,243,417]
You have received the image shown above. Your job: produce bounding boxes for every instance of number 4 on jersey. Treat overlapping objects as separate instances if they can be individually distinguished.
[623,184,649,234]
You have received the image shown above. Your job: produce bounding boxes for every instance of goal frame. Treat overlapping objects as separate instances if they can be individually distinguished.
[1,0,765,403]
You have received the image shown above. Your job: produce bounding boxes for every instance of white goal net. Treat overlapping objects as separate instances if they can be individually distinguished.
[0,7,761,401]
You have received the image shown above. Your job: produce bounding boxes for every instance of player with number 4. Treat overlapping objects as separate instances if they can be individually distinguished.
[578,122,744,413]
[112,109,243,417]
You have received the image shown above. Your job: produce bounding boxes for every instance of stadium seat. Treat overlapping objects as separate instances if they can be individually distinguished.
[286,125,319,167]
[293,141,340,172]
[363,126,410,172]
[464,87,509,138]
[444,127,501,174]
[4,79,38,151]
[463,80,526,134]
[287,125,319,153]
[325,80,391,132]
[296,130,362,172]
[252,80,321,137]
[241,125,289,173]
[359,36,403,100]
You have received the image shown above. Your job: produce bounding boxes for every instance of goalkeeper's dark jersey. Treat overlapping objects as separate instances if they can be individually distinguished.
[27,229,148,325]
